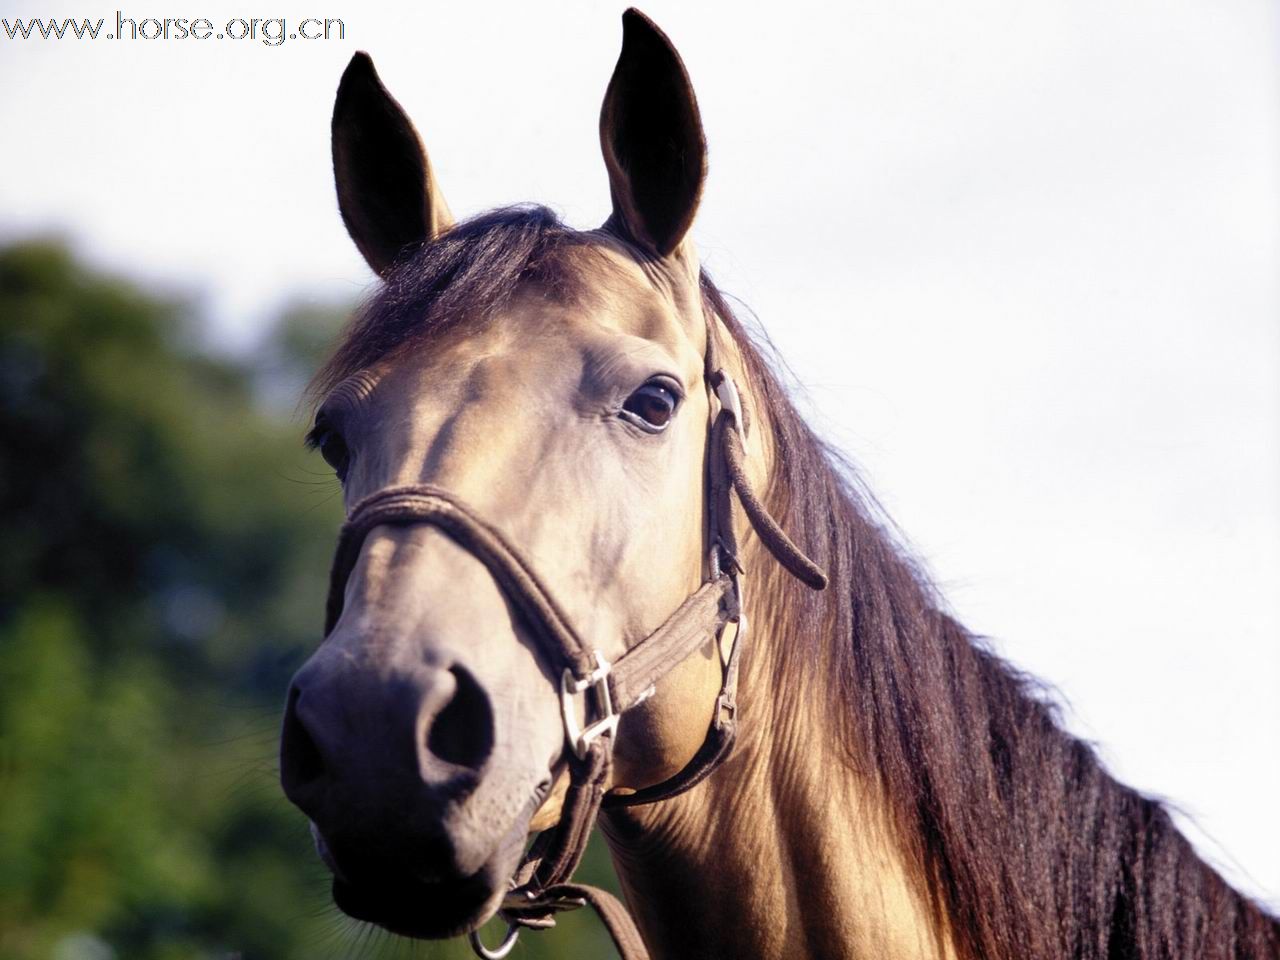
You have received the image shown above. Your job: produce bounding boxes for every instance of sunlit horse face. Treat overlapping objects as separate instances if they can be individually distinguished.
[280,14,728,938]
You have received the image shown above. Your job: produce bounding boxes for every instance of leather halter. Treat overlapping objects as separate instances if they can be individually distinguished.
[321,318,827,960]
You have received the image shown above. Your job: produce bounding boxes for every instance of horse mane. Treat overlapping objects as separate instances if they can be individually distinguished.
[311,206,1280,960]
[703,278,1280,960]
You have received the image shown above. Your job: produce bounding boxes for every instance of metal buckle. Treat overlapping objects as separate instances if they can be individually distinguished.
[714,567,747,730]
[715,372,748,449]
[560,650,618,759]
[468,923,519,959]
[715,691,737,727]
[500,887,587,916]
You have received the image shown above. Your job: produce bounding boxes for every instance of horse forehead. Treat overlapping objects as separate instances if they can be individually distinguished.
[368,243,703,409]
[547,241,703,350]
[427,259,699,384]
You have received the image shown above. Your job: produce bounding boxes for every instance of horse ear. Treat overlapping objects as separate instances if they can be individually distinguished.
[600,9,707,259]
[332,52,454,277]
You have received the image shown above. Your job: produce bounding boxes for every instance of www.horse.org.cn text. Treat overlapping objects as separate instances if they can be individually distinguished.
[1,13,346,45]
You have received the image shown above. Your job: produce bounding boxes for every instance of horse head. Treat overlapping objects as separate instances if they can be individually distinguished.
[279,10,775,941]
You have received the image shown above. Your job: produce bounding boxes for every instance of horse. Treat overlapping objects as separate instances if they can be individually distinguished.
[278,10,1280,959]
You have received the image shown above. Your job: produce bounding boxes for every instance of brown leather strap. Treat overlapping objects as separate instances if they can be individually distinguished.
[606,577,738,713]
[536,885,650,960]
[326,486,595,677]
[500,882,647,960]
[722,425,828,590]
[602,699,735,808]
[528,739,611,890]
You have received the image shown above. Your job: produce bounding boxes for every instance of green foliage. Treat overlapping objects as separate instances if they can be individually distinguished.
[0,242,620,959]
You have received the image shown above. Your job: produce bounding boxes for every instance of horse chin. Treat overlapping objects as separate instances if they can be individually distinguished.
[331,867,505,940]
[316,809,531,940]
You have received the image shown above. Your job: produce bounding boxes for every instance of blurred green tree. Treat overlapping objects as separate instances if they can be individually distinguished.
[0,242,619,960]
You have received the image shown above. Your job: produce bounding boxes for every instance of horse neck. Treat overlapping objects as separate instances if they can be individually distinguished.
[599,546,957,960]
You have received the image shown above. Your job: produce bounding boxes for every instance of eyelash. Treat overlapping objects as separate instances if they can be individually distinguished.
[307,417,351,481]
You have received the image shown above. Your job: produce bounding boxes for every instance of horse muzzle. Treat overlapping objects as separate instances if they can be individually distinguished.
[279,641,549,937]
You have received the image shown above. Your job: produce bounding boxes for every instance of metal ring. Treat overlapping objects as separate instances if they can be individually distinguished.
[468,923,519,960]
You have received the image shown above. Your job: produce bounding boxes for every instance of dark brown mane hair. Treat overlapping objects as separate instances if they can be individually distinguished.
[309,205,588,405]
[311,207,1280,960]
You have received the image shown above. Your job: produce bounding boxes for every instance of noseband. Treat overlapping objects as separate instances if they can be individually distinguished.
[322,319,827,960]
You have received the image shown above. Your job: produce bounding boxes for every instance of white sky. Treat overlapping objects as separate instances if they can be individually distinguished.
[2,0,1277,907]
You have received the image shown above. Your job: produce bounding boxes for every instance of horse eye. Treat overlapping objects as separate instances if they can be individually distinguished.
[315,428,350,480]
[622,381,680,431]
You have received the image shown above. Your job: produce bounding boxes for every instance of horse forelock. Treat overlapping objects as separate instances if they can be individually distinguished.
[308,205,589,410]
[307,205,702,415]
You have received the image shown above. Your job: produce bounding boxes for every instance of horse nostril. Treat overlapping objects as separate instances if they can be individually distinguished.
[424,665,494,772]
[280,685,326,802]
